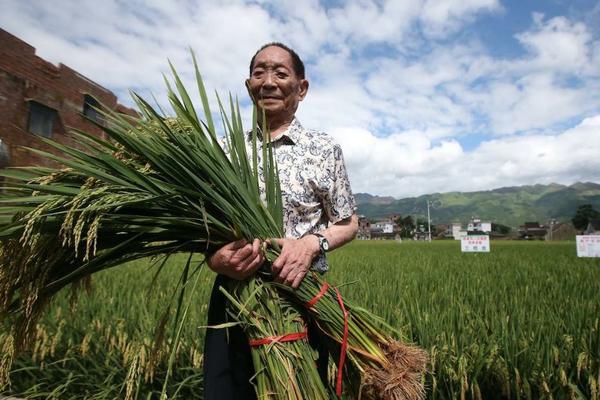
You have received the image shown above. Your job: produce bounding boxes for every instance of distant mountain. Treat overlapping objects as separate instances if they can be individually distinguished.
[355,182,600,228]
[354,193,395,205]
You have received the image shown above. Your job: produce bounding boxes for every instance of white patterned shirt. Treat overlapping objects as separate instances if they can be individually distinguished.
[247,118,356,272]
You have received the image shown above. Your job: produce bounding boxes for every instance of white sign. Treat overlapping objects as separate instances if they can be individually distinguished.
[576,235,600,257]
[461,235,490,252]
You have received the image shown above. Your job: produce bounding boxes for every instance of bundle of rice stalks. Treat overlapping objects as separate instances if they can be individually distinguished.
[0,54,426,399]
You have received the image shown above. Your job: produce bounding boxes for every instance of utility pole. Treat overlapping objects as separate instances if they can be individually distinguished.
[427,200,432,242]
[412,215,417,240]
[549,219,556,241]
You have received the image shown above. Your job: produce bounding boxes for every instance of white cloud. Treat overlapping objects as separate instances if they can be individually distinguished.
[420,0,502,38]
[329,126,464,196]
[469,115,600,183]
[331,115,600,197]
[516,13,592,74]
[329,1,420,45]
[480,73,588,134]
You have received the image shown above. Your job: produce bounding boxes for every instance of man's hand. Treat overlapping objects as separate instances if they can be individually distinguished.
[207,239,264,280]
[272,235,320,288]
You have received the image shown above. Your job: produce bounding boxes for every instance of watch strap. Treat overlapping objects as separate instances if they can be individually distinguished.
[313,233,329,253]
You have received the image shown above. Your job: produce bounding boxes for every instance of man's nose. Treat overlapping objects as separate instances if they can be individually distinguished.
[262,71,276,88]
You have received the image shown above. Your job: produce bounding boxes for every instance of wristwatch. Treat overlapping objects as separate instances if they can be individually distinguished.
[313,233,330,253]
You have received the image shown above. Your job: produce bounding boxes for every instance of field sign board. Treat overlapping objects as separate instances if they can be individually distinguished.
[576,235,600,257]
[461,235,490,252]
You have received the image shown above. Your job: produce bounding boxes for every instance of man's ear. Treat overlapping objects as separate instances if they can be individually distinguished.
[245,79,256,103]
[298,79,309,101]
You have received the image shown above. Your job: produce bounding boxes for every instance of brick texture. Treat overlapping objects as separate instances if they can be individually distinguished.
[0,28,136,169]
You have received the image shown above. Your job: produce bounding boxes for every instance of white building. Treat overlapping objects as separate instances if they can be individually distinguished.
[467,218,491,233]
[451,222,462,240]
[453,218,491,239]
[373,222,394,234]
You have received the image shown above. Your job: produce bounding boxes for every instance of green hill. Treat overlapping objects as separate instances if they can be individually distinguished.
[356,182,600,228]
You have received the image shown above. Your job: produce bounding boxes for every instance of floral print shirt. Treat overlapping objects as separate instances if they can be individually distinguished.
[246,118,356,272]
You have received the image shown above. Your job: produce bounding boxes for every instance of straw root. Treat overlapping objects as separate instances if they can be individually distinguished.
[360,340,428,400]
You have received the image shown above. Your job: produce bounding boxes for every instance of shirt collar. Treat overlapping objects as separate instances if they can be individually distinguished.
[279,118,302,145]
[249,117,303,145]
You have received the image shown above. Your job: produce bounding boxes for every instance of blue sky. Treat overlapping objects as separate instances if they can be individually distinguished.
[1,0,599,197]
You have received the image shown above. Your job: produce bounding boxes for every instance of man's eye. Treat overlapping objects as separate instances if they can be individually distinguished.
[276,72,288,78]
[252,70,264,77]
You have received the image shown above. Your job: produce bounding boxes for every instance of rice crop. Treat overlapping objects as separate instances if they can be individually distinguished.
[1,240,599,399]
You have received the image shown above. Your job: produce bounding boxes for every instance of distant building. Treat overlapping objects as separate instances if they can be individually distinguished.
[357,215,405,240]
[518,222,547,240]
[434,223,451,239]
[357,215,371,239]
[467,218,492,234]
[371,216,398,239]
[545,222,577,241]
[585,219,600,235]
[373,221,394,234]
[452,221,469,240]
[0,28,136,172]
[452,218,491,240]
[451,222,462,240]
[413,230,429,241]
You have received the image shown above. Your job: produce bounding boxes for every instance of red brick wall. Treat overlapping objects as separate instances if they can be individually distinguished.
[0,28,137,169]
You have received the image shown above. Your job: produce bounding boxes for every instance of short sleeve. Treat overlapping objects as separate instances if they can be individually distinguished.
[321,143,356,224]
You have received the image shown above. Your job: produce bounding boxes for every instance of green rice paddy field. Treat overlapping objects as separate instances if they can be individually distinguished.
[2,240,599,399]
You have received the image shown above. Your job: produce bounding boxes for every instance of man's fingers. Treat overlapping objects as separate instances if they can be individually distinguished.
[245,255,264,277]
[291,269,307,289]
[284,268,298,286]
[269,238,286,252]
[210,239,268,280]
[231,243,255,264]
[228,239,248,250]
[269,238,315,285]
[274,267,287,283]
[229,252,263,280]
[280,264,307,288]
[252,238,262,254]
[234,245,259,268]
[271,252,287,276]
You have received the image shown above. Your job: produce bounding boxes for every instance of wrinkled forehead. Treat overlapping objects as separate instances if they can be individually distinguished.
[251,46,295,71]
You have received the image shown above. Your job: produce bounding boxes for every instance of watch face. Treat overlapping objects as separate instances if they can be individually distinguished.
[321,238,330,251]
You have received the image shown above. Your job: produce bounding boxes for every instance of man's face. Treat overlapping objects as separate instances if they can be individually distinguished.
[248,46,308,120]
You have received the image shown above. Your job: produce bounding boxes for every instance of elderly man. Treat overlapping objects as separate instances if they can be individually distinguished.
[203,42,358,400]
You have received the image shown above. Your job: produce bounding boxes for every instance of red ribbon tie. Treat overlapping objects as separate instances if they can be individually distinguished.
[304,282,330,308]
[249,330,308,347]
